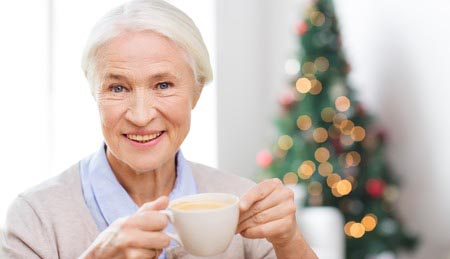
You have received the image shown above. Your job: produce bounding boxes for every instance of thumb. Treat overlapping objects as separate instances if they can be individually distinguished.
[139,196,169,212]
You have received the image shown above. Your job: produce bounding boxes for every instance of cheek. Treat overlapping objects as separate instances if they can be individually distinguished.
[98,103,125,130]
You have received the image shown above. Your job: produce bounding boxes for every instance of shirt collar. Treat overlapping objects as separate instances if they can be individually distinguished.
[87,145,197,226]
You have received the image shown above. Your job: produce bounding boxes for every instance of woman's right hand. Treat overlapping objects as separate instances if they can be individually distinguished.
[81,196,171,259]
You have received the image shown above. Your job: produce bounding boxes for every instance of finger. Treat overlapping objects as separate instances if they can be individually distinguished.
[240,178,282,211]
[139,196,169,212]
[125,247,158,259]
[119,229,171,250]
[125,211,169,232]
[236,200,296,233]
[240,217,296,240]
[238,185,291,224]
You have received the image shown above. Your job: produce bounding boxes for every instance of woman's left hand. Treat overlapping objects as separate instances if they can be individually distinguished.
[238,179,318,258]
[237,178,298,246]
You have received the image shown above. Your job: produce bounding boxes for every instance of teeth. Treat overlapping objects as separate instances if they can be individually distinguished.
[127,132,162,142]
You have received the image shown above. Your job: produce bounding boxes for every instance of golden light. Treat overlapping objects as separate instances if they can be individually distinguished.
[335,96,351,112]
[310,11,325,27]
[314,147,330,162]
[318,162,333,176]
[308,181,323,196]
[314,57,329,72]
[278,135,293,151]
[302,62,317,75]
[340,120,354,135]
[309,79,323,95]
[313,127,328,143]
[328,125,341,139]
[297,115,312,131]
[361,214,377,232]
[296,78,312,93]
[344,221,355,237]
[321,107,335,122]
[331,185,340,197]
[298,160,316,179]
[327,173,341,187]
[350,223,366,238]
[346,151,361,167]
[333,113,347,128]
[283,172,299,185]
[335,179,352,196]
[351,126,366,142]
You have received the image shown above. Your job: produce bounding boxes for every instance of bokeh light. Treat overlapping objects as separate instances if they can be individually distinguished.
[334,179,352,196]
[335,96,351,112]
[327,173,341,187]
[340,120,354,135]
[345,151,361,167]
[302,61,317,75]
[309,79,323,95]
[296,77,312,93]
[313,127,328,143]
[383,186,400,203]
[285,58,301,75]
[318,162,333,176]
[283,172,299,185]
[344,221,355,237]
[361,214,377,231]
[333,113,347,128]
[278,135,293,151]
[297,115,312,131]
[314,56,329,72]
[328,125,341,139]
[310,11,325,27]
[314,147,330,162]
[351,126,366,142]
[298,160,316,179]
[340,135,354,147]
[321,107,335,122]
[350,222,365,238]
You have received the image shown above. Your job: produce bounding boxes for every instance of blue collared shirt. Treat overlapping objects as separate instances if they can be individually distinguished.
[79,145,198,258]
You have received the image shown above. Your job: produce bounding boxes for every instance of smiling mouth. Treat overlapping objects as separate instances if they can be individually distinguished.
[125,132,163,143]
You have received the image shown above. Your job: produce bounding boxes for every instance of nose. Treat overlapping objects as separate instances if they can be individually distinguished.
[125,90,156,127]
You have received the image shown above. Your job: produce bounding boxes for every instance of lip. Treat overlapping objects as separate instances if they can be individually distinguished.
[123,131,165,148]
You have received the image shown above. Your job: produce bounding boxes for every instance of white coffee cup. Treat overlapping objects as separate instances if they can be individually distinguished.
[160,193,240,257]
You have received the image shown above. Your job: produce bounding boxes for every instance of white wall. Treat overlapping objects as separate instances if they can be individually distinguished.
[217,0,450,258]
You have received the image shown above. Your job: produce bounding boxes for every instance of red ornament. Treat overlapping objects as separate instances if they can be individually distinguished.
[296,22,308,35]
[365,179,386,198]
[257,150,273,168]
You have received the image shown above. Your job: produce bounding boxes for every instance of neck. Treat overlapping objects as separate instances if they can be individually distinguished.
[106,149,177,207]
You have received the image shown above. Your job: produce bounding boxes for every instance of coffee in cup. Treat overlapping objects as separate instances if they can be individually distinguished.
[160,193,239,256]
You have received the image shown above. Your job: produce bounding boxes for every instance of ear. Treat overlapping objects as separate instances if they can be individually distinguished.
[191,85,203,109]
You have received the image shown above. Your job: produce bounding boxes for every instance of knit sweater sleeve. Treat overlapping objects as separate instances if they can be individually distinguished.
[1,196,56,259]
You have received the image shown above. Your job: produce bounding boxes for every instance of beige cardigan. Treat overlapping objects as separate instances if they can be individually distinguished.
[0,161,275,259]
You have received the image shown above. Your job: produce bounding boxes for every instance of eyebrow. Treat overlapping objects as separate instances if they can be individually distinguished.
[104,72,178,81]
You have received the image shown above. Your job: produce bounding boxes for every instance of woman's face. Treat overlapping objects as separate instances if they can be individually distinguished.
[95,30,200,173]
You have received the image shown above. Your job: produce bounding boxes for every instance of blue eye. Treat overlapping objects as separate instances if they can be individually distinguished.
[158,82,171,90]
[111,85,125,93]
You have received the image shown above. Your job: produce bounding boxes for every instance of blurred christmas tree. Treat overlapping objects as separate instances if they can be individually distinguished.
[256,0,418,258]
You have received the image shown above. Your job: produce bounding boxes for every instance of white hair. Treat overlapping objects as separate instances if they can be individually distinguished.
[81,0,213,94]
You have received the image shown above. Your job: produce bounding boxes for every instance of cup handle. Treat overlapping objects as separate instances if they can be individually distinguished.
[160,210,183,246]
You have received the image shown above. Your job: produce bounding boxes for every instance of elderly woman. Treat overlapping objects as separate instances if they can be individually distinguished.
[1,1,317,258]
